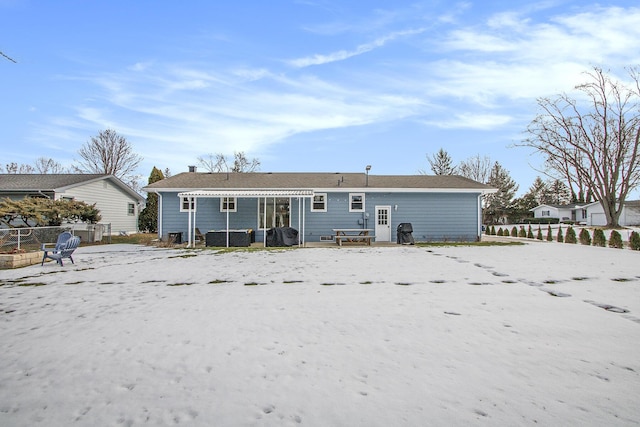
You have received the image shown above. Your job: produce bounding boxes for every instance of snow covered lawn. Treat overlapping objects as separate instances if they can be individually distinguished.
[1,243,639,426]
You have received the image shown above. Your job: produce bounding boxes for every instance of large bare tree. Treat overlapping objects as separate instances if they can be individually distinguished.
[74,129,143,180]
[457,154,492,183]
[197,151,260,173]
[522,67,640,227]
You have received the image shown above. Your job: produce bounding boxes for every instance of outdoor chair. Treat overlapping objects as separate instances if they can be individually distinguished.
[41,234,81,266]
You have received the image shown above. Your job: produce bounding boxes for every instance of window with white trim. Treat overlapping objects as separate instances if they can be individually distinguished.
[541,210,550,217]
[127,203,135,216]
[311,193,327,212]
[349,193,365,212]
[581,209,587,219]
[180,196,196,212]
[220,197,237,212]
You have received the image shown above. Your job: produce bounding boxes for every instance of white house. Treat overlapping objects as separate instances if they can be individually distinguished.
[0,174,145,234]
[531,201,640,226]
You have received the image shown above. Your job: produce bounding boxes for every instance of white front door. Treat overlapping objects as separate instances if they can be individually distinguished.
[375,206,391,242]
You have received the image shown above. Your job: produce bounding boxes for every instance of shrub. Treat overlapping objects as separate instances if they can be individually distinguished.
[497,227,503,236]
[565,226,577,244]
[630,231,640,250]
[536,227,543,240]
[511,226,518,237]
[518,227,527,238]
[503,228,511,237]
[490,225,496,235]
[557,226,563,243]
[609,230,623,249]
[546,225,553,241]
[527,225,534,239]
[579,228,592,246]
[593,229,606,247]
[485,225,490,235]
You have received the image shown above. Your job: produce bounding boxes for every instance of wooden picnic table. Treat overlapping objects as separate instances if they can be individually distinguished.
[332,228,375,246]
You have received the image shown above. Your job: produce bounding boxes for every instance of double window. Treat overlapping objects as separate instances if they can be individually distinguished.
[180,196,196,212]
[127,203,135,216]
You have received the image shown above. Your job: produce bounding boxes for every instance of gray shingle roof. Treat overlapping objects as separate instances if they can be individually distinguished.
[144,172,495,192]
[0,174,107,191]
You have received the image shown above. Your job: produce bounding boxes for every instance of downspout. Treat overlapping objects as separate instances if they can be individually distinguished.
[158,193,163,240]
[477,193,483,241]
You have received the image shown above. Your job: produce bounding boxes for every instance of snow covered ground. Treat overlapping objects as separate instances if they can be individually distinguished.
[1,242,639,426]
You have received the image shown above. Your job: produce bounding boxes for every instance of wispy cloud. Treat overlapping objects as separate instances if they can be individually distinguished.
[288,28,425,68]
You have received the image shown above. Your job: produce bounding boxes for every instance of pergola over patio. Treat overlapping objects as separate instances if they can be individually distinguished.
[177,189,315,247]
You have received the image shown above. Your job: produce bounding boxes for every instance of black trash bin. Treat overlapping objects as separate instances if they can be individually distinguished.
[397,223,414,245]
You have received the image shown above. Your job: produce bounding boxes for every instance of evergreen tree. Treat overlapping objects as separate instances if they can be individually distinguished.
[547,179,572,205]
[518,226,527,238]
[609,230,623,249]
[629,231,640,250]
[138,167,165,233]
[546,225,553,241]
[511,226,518,237]
[565,227,577,244]
[484,162,519,224]
[579,228,592,245]
[426,148,456,175]
[527,225,534,239]
[593,229,606,247]
[557,226,564,243]
[536,226,543,240]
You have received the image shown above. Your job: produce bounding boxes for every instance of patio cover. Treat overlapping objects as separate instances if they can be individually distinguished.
[177,189,315,247]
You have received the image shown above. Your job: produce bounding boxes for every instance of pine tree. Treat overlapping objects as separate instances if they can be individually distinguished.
[511,226,518,237]
[536,226,543,240]
[546,225,553,241]
[565,227,577,243]
[579,228,592,245]
[138,167,165,233]
[518,226,527,238]
[426,148,456,175]
[629,231,640,250]
[527,225,534,239]
[490,225,496,235]
[593,229,606,247]
[609,230,623,249]
[484,162,519,224]
[557,226,564,243]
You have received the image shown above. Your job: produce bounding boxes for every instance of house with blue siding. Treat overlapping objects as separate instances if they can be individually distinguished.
[143,170,496,246]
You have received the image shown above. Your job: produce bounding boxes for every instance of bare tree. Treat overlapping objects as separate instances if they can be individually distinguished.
[522,67,640,227]
[34,157,66,174]
[3,162,34,174]
[457,154,492,183]
[74,129,143,180]
[197,151,260,173]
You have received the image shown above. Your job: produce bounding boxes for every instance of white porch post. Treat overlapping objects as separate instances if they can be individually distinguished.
[187,196,193,247]
[226,199,230,248]
[263,197,267,247]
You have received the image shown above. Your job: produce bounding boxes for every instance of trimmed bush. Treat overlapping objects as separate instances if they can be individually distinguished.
[536,226,543,240]
[503,228,510,237]
[485,225,490,235]
[546,225,553,241]
[557,226,564,243]
[630,231,640,250]
[609,230,623,249]
[565,227,577,244]
[497,227,503,236]
[518,227,527,238]
[527,225,534,239]
[511,226,518,237]
[579,228,592,245]
[490,225,496,235]
[593,229,606,247]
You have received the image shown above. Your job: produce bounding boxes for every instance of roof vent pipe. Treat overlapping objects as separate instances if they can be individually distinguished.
[365,165,371,187]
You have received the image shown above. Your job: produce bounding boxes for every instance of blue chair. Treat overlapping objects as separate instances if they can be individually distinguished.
[41,233,81,266]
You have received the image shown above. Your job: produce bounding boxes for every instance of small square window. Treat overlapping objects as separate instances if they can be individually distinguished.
[220,197,237,212]
[180,196,196,212]
[349,193,365,212]
[127,203,135,215]
[311,193,327,212]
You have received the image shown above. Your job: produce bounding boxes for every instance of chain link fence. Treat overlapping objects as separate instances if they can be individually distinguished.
[0,224,111,253]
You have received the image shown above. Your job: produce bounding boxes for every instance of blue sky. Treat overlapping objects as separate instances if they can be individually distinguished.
[2,0,640,196]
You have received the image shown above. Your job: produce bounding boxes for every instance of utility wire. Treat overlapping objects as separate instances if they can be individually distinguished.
[1,50,17,63]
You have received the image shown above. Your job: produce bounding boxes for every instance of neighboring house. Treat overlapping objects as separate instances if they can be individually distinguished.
[531,201,640,226]
[0,174,145,234]
[143,170,496,246]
